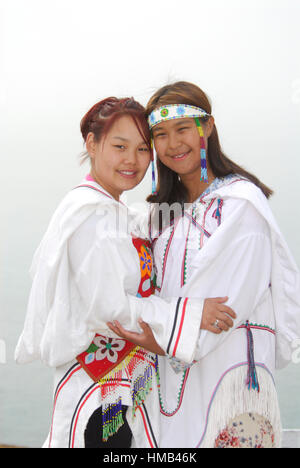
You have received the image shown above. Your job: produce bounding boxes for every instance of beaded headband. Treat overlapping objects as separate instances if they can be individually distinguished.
[148,104,210,193]
[148,104,210,129]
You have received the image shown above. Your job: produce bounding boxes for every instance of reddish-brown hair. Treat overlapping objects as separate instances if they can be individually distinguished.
[80,97,151,162]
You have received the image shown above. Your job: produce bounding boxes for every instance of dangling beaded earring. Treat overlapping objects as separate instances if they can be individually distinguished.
[151,139,157,195]
[195,117,208,183]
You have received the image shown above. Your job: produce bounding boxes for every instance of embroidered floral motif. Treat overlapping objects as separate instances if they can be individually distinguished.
[176,105,186,116]
[214,413,275,448]
[150,113,156,124]
[139,245,152,278]
[89,336,126,364]
[160,108,169,118]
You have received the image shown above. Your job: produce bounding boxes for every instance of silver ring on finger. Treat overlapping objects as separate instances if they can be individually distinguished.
[213,319,220,329]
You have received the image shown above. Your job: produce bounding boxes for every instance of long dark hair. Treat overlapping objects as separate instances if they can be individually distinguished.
[146,81,273,205]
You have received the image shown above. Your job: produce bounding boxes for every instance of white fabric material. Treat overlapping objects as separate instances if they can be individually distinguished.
[15,180,203,367]
[151,175,300,448]
[14,179,203,447]
[189,179,300,368]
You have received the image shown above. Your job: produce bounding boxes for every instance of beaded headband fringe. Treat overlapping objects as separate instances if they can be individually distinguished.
[148,104,210,193]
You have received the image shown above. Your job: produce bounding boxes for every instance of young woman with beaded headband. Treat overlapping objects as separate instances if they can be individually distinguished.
[108,82,300,448]
[147,81,272,207]
[15,95,236,448]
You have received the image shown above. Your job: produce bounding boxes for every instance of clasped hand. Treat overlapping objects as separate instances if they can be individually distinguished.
[107,296,236,356]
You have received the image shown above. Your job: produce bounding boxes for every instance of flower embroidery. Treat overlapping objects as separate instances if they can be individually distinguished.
[93,336,126,363]
[150,113,156,124]
[139,245,152,278]
[214,413,275,448]
[176,105,186,116]
[160,108,169,118]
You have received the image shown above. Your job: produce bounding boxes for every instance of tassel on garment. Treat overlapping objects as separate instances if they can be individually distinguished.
[246,321,260,392]
[102,398,124,442]
[212,199,223,225]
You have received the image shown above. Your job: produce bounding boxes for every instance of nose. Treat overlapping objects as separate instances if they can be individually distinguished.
[123,149,138,166]
[167,131,181,152]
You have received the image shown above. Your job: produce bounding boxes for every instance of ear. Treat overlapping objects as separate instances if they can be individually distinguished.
[206,116,215,138]
[86,132,97,159]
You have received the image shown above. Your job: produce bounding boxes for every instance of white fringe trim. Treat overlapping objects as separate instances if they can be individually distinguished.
[200,364,282,448]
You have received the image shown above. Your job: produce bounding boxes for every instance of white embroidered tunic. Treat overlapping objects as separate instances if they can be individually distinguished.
[14,178,203,448]
[150,174,300,448]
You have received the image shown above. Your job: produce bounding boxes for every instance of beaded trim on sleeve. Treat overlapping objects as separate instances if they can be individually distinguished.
[155,356,190,417]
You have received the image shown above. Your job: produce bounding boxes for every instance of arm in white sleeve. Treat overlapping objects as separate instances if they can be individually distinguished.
[17,199,203,368]
[192,231,272,361]
[137,295,204,363]
[72,235,204,364]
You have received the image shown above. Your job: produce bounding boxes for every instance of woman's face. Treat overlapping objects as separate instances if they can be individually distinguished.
[87,115,151,200]
[152,117,213,179]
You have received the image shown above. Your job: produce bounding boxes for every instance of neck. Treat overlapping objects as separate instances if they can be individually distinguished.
[181,168,215,203]
[90,168,121,201]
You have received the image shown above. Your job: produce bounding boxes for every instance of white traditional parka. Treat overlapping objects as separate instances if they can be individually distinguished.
[15,177,203,448]
[149,174,300,448]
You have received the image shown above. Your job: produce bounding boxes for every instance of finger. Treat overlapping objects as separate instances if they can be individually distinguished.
[215,319,230,332]
[113,320,138,337]
[111,320,127,335]
[107,321,127,338]
[108,321,140,341]
[207,324,223,335]
[210,315,231,332]
[216,312,234,328]
[211,296,229,304]
[138,319,152,333]
[138,318,147,328]
[217,305,237,319]
[107,322,120,334]
[116,329,142,343]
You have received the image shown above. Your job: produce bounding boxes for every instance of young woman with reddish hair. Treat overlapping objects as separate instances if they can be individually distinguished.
[15,96,234,448]
[109,82,300,448]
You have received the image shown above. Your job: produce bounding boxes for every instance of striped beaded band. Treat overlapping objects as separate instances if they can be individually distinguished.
[148,104,210,129]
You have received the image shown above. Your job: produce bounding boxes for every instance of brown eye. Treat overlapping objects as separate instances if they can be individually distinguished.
[139,147,150,152]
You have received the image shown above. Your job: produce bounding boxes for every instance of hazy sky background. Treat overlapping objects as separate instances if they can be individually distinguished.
[0,0,299,447]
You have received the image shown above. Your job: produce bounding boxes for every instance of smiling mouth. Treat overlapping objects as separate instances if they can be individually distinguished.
[118,170,137,179]
[171,150,191,161]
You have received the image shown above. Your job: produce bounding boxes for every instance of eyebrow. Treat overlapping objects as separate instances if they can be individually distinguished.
[112,136,148,145]
[152,126,164,133]
[112,136,129,142]
[152,119,193,133]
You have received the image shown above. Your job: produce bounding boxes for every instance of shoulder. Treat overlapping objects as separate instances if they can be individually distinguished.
[42,186,118,252]
[69,190,132,251]
[225,176,268,203]
[68,201,133,271]
[30,185,122,277]
[61,184,115,211]
[216,179,272,237]
[52,184,118,229]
